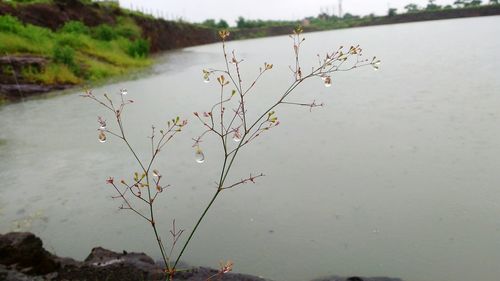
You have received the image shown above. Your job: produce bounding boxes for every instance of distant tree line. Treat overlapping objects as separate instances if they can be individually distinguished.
[200,0,499,30]
[200,19,229,29]
[235,17,298,29]
[400,0,497,15]
[200,17,298,30]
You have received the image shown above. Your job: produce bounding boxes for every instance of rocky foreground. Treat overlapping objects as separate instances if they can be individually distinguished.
[0,232,402,281]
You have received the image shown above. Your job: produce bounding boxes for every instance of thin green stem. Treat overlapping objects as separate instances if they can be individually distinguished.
[172,189,221,270]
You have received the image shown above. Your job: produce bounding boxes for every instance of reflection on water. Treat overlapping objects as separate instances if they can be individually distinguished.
[1,16,500,281]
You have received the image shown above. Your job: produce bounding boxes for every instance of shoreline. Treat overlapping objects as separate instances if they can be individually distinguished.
[0,232,403,281]
[1,3,499,104]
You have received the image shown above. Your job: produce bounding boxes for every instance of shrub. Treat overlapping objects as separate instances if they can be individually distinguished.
[52,45,75,66]
[24,64,81,85]
[0,16,52,48]
[1,65,15,76]
[127,39,149,58]
[60,21,90,35]
[114,17,142,39]
[0,15,22,33]
[20,24,53,45]
[115,25,140,39]
[93,24,117,41]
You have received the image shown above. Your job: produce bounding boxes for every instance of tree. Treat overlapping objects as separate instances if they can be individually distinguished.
[202,19,217,28]
[426,0,442,10]
[461,0,482,7]
[236,16,247,28]
[342,13,359,19]
[203,19,229,29]
[454,0,465,7]
[317,12,330,20]
[404,3,420,13]
[387,8,398,17]
[216,19,229,29]
[490,0,499,4]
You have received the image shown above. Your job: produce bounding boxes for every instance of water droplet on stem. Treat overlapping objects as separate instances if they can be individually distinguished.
[324,76,332,87]
[98,117,106,130]
[195,147,205,163]
[233,131,242,142]
[98,131,107,143]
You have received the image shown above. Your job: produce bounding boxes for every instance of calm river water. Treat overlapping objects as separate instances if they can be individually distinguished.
[1,16,500,281]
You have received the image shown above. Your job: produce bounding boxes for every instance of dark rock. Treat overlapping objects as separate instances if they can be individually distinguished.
[0,232,59,275]
[311,276,403,281]
[0,264,45,281]
[0,55,48,89]
[71,246,163,280]
[0,56,47,66]
[0,232,271,281]
[0,232,403,281]
[0,84,74,100]
[173,266,269,281]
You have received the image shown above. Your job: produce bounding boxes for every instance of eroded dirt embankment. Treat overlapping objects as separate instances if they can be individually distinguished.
[0,1,219,52]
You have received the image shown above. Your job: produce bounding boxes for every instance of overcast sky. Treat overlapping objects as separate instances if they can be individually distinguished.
[119,0,459,24]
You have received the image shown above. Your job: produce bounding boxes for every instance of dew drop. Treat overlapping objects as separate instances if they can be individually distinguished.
[195,148,205,163]
[98,131,107,143]
[324,76,332,87]
[97,117,106,130]
[372,64,379,71]
[203,75,210,83]
[233,131,242,142]
[120,88,128,95]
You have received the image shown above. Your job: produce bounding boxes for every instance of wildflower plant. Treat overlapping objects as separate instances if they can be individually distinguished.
[82,89,188,278]
[84,26,378,280]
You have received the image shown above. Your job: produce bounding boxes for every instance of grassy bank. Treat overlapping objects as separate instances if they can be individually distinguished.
[1,0,498,104]
[0,13,150,86]
[0,0,221,103]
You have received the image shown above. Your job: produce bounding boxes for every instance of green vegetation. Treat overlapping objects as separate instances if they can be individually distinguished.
[4,0,95,5]
[235,17,297,29]
[200,19,229,29]
[127,39,150,58]
[0,13,150,86]
[227,0,499,39]
[3,0,54,4]
[60,21,90,35]
[1,0,498,98]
